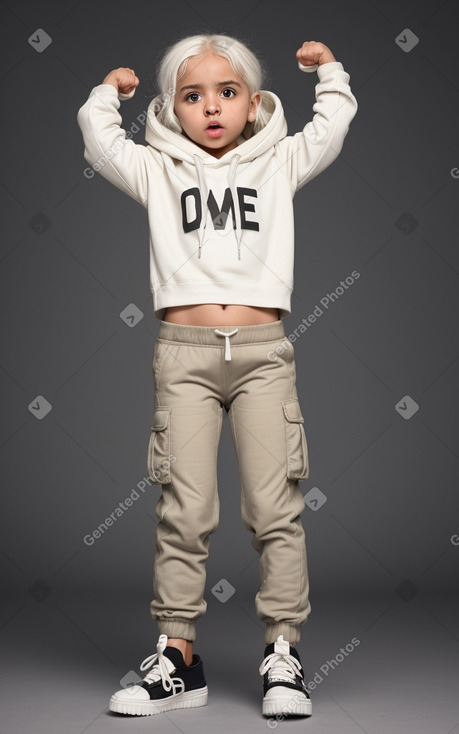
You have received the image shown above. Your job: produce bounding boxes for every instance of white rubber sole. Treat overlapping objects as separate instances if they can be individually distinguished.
[109,686,208,716]
[262,692,312,717]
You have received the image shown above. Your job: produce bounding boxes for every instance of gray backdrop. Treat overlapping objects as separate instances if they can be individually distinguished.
[1,0,458,732]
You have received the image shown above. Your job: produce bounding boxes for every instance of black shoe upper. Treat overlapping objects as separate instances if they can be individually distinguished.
[140,646,207,700]
[262,641,310,699]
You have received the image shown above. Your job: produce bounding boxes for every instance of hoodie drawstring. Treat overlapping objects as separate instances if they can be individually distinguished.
[192,153,242,260]
[227,154,242,260]
[193,154,209,260]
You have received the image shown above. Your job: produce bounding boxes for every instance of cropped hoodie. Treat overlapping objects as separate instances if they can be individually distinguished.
[77,60,358,320]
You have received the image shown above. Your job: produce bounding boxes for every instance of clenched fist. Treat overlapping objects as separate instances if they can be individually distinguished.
[102,67,140,96]
[296,41,336,68]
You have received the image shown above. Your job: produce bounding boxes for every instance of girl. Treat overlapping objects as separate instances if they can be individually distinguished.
[77,31,357,719]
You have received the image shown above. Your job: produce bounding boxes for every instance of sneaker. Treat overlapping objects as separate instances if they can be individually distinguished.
[259,634,312,717]
[109,633,208,716]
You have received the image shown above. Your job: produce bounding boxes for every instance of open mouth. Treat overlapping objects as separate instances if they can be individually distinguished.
[205,123,224,138]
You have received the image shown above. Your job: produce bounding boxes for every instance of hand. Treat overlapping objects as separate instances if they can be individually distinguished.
[296,41,336,67]
[102,67,139,95]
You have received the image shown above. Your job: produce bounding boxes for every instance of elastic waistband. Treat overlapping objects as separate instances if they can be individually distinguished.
[157,319,286,346]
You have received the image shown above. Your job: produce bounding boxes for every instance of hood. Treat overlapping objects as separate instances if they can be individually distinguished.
[144,90,287,260]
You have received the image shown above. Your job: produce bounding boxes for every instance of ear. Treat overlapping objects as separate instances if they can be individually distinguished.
[247,91,261,123]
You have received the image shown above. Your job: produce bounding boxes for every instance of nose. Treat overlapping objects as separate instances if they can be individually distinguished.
[204,96,221,115]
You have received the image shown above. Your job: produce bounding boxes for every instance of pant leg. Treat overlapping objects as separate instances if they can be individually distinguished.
[147,337,223,642]
[226,335,311,646]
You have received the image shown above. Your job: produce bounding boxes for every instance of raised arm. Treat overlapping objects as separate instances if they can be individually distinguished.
[77,67,162,207]
[275,41,358,192]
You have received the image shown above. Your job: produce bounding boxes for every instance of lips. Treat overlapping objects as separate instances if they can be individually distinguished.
[205,122,224,138]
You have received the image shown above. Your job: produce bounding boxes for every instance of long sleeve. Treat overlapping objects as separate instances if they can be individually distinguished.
[275,61,358,192]
[77,83,163,207]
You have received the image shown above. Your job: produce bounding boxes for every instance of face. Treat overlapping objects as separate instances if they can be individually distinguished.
[173,52,261,159]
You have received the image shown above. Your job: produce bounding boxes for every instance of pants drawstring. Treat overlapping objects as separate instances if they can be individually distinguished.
[214,328,239,361]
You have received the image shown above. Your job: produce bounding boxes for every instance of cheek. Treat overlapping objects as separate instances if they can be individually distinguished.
[174,104,187,120]
[173,106,187,126]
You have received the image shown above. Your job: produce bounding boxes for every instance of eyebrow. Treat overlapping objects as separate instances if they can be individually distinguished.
[179,80,243,93]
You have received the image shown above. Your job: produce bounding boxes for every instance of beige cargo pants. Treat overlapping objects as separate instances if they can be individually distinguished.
[147,319,311,645]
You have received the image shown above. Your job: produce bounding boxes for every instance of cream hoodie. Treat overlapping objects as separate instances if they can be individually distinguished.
[77,61,358,320]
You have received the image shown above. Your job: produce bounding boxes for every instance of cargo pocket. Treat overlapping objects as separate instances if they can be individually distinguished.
[282,398,309,480]
[147,407,172,484]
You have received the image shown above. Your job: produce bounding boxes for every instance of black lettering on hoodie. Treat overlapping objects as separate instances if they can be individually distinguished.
[238,187,259,231]
[181,187,202,233]
[207,189,236,230]
[181,186,259,233]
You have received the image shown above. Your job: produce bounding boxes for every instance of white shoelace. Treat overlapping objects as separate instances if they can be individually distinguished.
[259,650,303,684]
[139,634,185,695]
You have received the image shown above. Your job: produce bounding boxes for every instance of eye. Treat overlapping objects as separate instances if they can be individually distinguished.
[185,88,236,102]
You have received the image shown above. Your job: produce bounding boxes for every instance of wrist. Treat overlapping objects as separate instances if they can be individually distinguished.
[318,53,336,66]
[102,75,119,92]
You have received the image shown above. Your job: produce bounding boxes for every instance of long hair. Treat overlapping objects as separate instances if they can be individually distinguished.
[153,33,272,140]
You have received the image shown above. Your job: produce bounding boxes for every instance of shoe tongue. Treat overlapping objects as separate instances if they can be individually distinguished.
[274,636,290,655]
[163,646,185,671]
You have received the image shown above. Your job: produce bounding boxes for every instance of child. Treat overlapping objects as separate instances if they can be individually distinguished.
[77,31,357,719]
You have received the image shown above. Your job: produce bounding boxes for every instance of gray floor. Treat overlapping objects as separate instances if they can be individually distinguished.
[1,593,458,733]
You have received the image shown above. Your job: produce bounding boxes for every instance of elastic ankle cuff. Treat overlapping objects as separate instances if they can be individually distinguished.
[265,623,300,646]
[157,618,196,642]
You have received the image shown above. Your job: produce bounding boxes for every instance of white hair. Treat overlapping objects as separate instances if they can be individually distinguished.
[153,32,272,139]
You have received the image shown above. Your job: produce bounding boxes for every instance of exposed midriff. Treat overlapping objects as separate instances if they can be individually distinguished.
[163,304,280,326]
